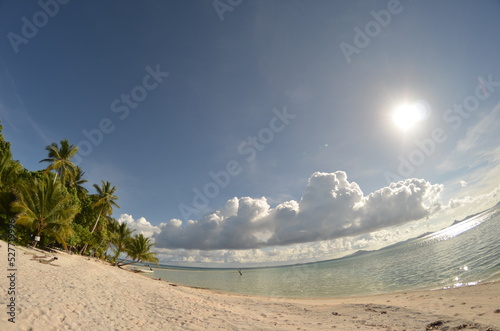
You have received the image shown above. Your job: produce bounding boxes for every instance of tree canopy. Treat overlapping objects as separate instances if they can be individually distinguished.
[12,174,79,248]
[0,121,161,268]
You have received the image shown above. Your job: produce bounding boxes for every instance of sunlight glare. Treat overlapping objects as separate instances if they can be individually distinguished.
[392,103,424,131]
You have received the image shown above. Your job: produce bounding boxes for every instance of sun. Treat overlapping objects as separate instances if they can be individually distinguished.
[392,103,425,131]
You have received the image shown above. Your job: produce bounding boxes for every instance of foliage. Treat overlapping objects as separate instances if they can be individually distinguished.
[73,194,100,229]
[80,181,120,254]
[92,181,120,228]
[71,166,89,198]
[110,220,135,262]
[0,123,25,239]
[11,174,80,248]
[0,121,161,266]
[117,233,159,267]
[40,139,79,185]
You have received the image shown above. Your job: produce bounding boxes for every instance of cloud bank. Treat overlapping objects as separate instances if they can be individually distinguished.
[118,214,161,238]
[153,171,443,250]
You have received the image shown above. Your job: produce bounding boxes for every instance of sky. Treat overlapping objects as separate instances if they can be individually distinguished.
[0,0,499,266]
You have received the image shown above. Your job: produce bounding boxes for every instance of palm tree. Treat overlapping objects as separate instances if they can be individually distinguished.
[117,234,159,267]
[111,221,135,263]
[90,181,120,233]
[0,141,24,235]
[11,174,79,248]
[80,181,119,254]
[70,166,88,198]
[40,139,78,184]
[0,149,23,188]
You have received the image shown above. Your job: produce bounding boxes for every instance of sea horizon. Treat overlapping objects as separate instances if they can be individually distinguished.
[141,203,499,271]
[139,205,500,298]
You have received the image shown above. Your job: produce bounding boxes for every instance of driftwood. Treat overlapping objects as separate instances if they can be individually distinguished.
[31,256,60,266]
[38,257,58,264]
[30,255,50,260]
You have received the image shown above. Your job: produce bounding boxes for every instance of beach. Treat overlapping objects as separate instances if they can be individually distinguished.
[1,241,499,331]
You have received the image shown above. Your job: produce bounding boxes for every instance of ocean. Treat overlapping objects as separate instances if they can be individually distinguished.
[147,206,500,298]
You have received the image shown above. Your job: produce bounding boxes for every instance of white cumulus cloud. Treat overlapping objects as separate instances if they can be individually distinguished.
[117,214,161,238]
[153,171,443,250]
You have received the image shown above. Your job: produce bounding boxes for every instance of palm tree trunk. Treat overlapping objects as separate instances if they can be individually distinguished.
[117,260,137,268]
[79,243,88,255]
[33,226,42,248]
[90,210,102,233]
[79,210,102,255]
[113,248,121,262]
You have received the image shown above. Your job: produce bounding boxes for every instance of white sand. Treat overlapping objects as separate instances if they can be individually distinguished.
[1,241,499,330]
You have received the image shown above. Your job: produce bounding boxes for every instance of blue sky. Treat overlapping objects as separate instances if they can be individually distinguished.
[1,0,499,266]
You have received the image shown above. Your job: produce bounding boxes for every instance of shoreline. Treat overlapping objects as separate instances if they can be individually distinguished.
[1,241,499,330]
[142,265,500,301]
[144,267,500,301]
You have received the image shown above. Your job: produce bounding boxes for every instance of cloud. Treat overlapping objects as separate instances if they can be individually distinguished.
[435,102,499,212]
[445,185,499,211]
[456,103,499,153]
[153,171,443,250]
[438,102,500,173]
[117,214,161,238]
[151,222,434,267]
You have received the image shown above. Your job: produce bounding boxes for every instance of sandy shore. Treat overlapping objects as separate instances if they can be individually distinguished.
[0,241,499,331]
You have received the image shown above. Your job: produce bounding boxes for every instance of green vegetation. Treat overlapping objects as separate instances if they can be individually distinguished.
[40,139,79,185]
[0,122,158,267]
[80,180,120,255]
[117,233,159,267]
[11,174,79,248]
[110,220,135,263]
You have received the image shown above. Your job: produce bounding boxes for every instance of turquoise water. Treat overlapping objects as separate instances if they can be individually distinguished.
[148,207,500,298]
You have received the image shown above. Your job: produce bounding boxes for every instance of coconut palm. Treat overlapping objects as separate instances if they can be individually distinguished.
[70,166,88,198]
[11,174,79,248]
[0,148,23,208]
[117,233,159,267]
[90,181,120,233]
[0,149,23,188]
[111,221,135,263]
[0,152,22,217]
[40,139,78,184]
[0,140,24,234]
[80,181,119,254]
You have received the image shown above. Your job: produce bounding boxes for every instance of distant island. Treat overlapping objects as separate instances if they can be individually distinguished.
[287,202,500,268]
[449,201,500,227]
